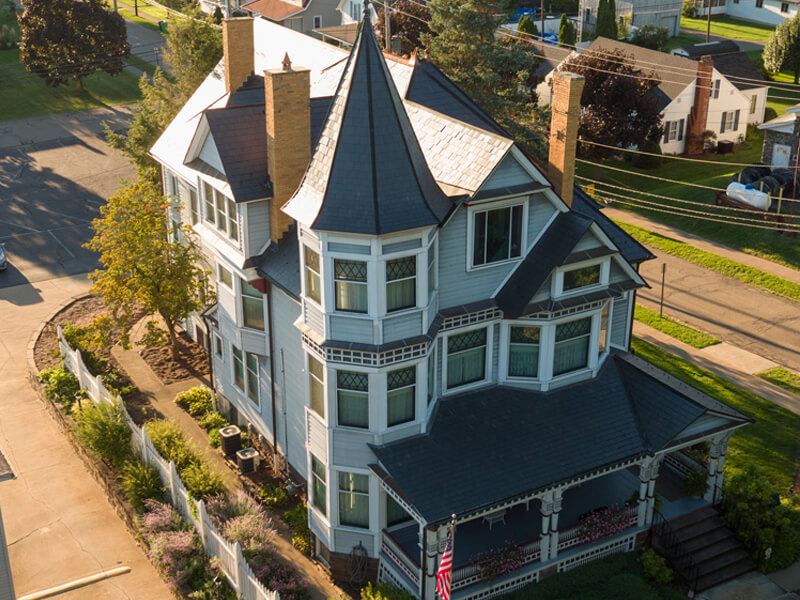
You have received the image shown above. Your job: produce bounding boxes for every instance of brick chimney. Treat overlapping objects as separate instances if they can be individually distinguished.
[265,54,310,242]
[223,18,254,94]
[686,56,714,156]
[548,71,585,208]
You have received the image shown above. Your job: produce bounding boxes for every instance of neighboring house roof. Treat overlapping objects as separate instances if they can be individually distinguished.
[258,226,301,297]
[533,43,572,81]
[316,23,359,45]
[581,38,699,110]
[699,52,766,92]
[282,17,454,235]
[758,106,800,132]
[242,0,308,21]
[370,352,749,524]
[673,39,740,59]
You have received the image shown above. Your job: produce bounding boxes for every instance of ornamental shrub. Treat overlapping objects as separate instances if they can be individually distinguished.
[175,385,214,417]
[284,504,312,555]
[223,513,275,558]
[361,583,416,600]
[122,459,165,511]
[631,138,662,169]
[182,462,226,501]
[579,504,633,543]
[38,364,80,409]
[259,482,291,509]
[472,541,527,582]
[682,468,709,498]
[250,553,310,600]
[73,399,132,468]
[199,411,228,432]
[147,419,200,471]
[148,529,206,586]
[206,491,263,526]
[139,499,185,539]
[639,548,673,584]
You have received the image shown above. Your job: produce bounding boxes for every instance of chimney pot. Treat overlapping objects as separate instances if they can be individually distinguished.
[548,71,585,208]
[282,52,292,71]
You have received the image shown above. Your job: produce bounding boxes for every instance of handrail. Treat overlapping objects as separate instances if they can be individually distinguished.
[381,530,421,587]
[651,511,699,594]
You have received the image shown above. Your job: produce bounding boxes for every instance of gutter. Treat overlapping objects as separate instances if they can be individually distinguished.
[266,280,279,474]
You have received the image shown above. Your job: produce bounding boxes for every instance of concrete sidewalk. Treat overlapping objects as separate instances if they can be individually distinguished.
[603,207,800,286]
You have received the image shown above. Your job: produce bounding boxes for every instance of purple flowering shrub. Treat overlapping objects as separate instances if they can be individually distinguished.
[206,491,264,526]
[223,514,276,557]
[148,529,205,586]
[139,499,185,538]
[578,504,634,543]
[471,541,527,582]
[250,553,310,600]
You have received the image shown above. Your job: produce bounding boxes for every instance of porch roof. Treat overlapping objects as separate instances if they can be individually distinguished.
[370,352,749,525]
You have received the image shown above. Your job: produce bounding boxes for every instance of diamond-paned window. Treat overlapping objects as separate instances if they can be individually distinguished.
[387,256,415,281]
[335,260,367,281]
[337,371,368,391]
[448,329,487,353]
[556,317,591,341]
[388,367,415,390]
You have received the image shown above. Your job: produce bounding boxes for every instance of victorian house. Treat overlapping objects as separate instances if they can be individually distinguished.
[150,12,751,599]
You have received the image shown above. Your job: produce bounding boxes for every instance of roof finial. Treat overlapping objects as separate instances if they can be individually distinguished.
[282,52,292,71]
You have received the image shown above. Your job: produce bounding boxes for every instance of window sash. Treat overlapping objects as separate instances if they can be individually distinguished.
[387,366,416,427]
[227,198,238,242]
[246,352,259,403]
[508,326,540,378]
[337,371,369,428]
[204,182,215,224]
[387,257,416,312]
[473,205,522,266]
[232,346,244,389]
[750,94,758,114]
[553,317,592,376]
[427,243,436,299]
[386,494,411,526]
[447,343,486,388]
[338,472,369,528]
[241,280,264,330]
[308,355,325,418]
[304,247,321,303]
[189,189,199,225]
[213,335,223,358]
[311,455,327,516]
[219,265,233,289]
[563,264,601,292]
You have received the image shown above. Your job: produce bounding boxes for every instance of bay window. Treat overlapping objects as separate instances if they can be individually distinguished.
[240,279,264,330]
[386,256,416,312]
[387,366,415,427]
[553,317,591,376]
[508,326,540,378]
[338,472,369,528]
[337,371,369,428]
[308,354,325,418]
[446,328,487,389]
[304,247,321,304]
[427,243,437,299]
[189,188,199,225]
[472,204,522,267]
[218,264,233,289]
[311,455,327,516]
[427,350,436,405]
[599,303,610,354]
[334,259,368,313]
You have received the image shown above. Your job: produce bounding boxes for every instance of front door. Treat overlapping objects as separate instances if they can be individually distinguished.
[773,143,792,166]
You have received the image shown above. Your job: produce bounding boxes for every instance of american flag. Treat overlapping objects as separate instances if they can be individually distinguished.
[436,525,454,600]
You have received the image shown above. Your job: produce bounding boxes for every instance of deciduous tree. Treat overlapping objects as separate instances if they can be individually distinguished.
[763,13,800,84]
[85,179,210,359]
[18,0,129,90]
[629,24,669,50]
[375,0,431,55]
[559,47,663,159]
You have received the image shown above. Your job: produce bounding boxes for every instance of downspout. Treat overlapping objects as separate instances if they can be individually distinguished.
[200,307,214,392]
[266,280,279,474]
[628,264,640,352]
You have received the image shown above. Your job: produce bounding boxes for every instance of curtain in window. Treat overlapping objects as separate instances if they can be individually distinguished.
[553,318,591,376]
[387,367,415,426]
[337,371,369,428]
[227,198,239,241]
[338,472,369,528]
[246,352,259,404]
[386,257,416,312]
[308,355,325,418]
[508,326,540,377]
[335,260,368,313]
[304,247,321,303]
[311,455,327,516]
[447,329,486,388]
[241,280,264,330]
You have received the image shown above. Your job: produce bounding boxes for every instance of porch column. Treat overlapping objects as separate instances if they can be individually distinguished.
[423,526,439,600]
[704,441,721,503]
[548,488,565,560]
[539,491,554,562]
[710,433,732,503]
[637,458,654,527]
[645,458,662,526]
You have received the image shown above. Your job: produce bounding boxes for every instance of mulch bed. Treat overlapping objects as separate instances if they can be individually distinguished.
[139,329,210,386]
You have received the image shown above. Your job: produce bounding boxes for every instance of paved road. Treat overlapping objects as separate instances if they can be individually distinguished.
[0,108,135,290]
[124,18,167,69]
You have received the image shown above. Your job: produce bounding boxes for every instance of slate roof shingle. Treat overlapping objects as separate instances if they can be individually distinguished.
[257,226,301,297]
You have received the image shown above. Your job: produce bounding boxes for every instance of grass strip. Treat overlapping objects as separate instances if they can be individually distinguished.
[118,8,164,34]
[680,15,774,42]
[617,221,800,303]
[125,53,157,76]
[634,305,720,349]
[757,367,800,396]
[632,337,800,494]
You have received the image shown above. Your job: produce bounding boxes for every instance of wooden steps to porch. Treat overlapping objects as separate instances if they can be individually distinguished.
[654,506,755,593]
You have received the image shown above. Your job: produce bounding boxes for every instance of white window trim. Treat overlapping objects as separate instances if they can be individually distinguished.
[547,310,602,385]
[202,180,239,243]
[498,321,544,384]
[309,453,330,524]
[213,333,224,358]
[466,197,529,272]
[240,277,265,332]
[381,362,421,432]
[306,353,327,424]
[552,257,610,299]
[332,366,376,431]
[217,263,234,290]
[231,343,259,405]
[383,252,422,315]
[302,245,324,310]
[442,323,494,395]
[330,465,374,532]
[313,14,322,28]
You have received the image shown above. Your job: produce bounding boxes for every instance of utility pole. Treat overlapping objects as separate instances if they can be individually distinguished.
[134,0,138,16]
[113,0,118,11]
[541,0,546,40]
[706,0,712,42]
[384,0,391,51]
[659,263,666,318]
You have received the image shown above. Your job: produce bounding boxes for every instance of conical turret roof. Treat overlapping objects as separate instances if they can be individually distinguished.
[282,10,452,235]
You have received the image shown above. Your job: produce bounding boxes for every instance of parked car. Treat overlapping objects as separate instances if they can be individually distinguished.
[0,244,7,270]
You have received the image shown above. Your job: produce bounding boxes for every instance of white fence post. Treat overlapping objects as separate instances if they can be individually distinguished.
[167,461,178,505]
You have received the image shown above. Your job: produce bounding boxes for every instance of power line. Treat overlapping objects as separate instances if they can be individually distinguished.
[577,141,794,168]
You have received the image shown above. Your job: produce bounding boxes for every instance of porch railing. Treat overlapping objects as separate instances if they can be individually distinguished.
[558,505,638,552]
[651,511,699,593]
[381,530,421,589]
[452,538,541,591]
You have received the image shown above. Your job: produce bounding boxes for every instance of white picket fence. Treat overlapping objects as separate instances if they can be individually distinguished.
[57,327,278,600]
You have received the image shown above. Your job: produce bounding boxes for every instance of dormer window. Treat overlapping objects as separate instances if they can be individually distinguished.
[304,247,321,304]
[334,259,368,313]
[202,181,238,243]
[386,256,416,312]
[555,259,609,297]
[471,203,524,268]
[563,264,601,292]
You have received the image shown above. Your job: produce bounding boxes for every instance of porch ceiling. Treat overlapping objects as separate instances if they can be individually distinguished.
[371,352,750,525]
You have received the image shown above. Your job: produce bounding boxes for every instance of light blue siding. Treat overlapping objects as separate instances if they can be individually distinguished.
[482,153,534,190]
[382,238,421,254]
[610,294,630,348]
[329,242,371,255]
[272,289,307,479]
[246,201,270,256]
[305,301,325,335]
[335,529,376,555]
[527,197,557,248]
[438,207,519,309]
[573,230,604,252]
[330,316,373,343]
[383,312,422,342]
[332,428,375,467]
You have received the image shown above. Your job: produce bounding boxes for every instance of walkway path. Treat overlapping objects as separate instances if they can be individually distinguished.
[111,318,345,600]
[0,276,171,600]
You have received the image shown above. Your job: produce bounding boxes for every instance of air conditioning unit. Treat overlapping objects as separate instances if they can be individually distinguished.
[236,447,259,474]
[220,425,242,457]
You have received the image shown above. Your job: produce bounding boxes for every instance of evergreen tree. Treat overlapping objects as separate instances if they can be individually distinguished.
[518,14,539,39]
[558,13,577,47]
[763,13,800,84]
[18,0,129,90]
[594,0,617,39]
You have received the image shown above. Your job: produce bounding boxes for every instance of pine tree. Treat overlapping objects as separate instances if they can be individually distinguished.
[594,0,617,39]
[518,14,539,40]
[18,0,129,90]
[763,13,800,84]
[558,13,577,47]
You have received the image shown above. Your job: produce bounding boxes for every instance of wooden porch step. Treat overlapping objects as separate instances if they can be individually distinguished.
[696,556,756,592]
[666,506,718,531]
[682,527,735,554]
[673,515,728,542]
[691,536,746,564]
[696,546,752,574]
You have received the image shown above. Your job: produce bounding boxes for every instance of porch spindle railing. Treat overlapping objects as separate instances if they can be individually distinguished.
[651,511,699,594]
[451,538,541,591]
[381,530,421,589]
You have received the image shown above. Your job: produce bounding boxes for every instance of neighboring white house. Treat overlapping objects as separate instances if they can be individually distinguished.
[243,0,342,32]
[579,0,682,38]
[151,15,752,598]
[758,103,800,166]
[539,38,763,154]
[696,0,798,25]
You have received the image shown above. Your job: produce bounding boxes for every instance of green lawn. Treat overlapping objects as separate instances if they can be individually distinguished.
[125,52,157,76]
[617,221,800,301]
[662,32,704,52]
[578,130,800,270]
[680,15,775,42]
[634,305,720,348]
[632,338,800,494]
[118,8,164,34]
[744,49,800,114]
[0,50,143,122]
[757,367,800,396]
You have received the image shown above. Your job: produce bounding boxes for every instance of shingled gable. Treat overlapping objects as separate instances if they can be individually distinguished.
[281,12,453,235]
